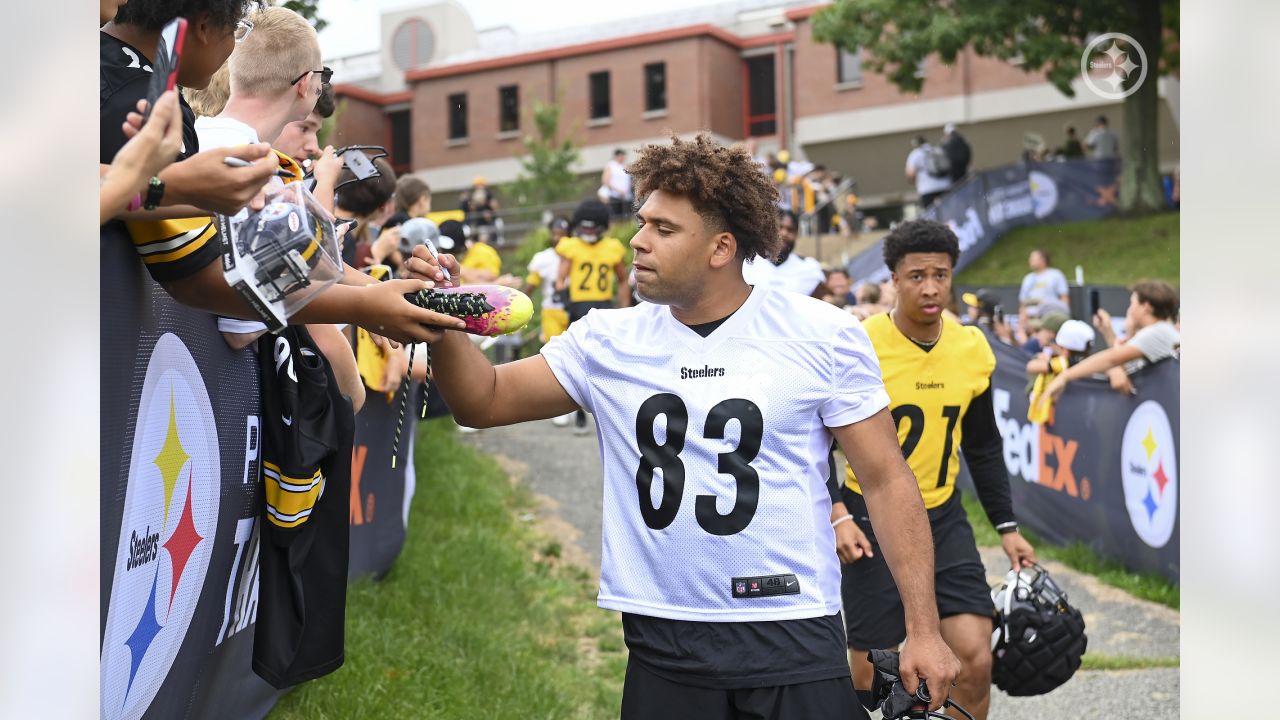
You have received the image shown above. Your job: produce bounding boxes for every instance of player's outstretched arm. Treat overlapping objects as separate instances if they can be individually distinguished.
[427,332,578,428]
[832,409,960,712]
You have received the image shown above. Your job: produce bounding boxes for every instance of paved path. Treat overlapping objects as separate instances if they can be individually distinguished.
[462,417,1180,719]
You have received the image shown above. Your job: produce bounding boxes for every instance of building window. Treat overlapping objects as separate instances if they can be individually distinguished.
[837,47,862,85]
[388,109,411,170]
[644,62,666,112]
[744,55,776,137]
[915,57,927,79]
[589,71,611,120]
[499,85,519,133]
[448,92,467,140]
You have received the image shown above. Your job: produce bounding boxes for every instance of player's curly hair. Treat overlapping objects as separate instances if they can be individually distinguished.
[882,219,960,271]
[114,0,252,31]
[628,134,781,261]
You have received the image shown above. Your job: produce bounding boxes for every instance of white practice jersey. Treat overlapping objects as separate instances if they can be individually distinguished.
[540,285,889,621]
[527,247,565,310]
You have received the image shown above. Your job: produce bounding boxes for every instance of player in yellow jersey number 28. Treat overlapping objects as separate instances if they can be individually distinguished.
[833,220,1036,720]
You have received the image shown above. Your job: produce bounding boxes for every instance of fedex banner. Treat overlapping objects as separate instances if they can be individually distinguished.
[958,340,1180,582]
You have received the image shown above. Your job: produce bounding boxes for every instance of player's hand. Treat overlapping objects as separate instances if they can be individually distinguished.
[351,279,466,345]
[899,632,961,714]
[405,245,460,286]
[159,144,277,215]
[835,520,873,565]
[1000,531,1037,569]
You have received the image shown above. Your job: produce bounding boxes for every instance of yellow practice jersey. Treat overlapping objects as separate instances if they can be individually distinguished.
[846,313,996,508]
[556,236,626,302]
[460,241,502,278]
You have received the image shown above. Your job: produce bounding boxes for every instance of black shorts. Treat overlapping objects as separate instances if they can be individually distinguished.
[621,658,867,720]
[839,489,994,650]
[568,300,613,323]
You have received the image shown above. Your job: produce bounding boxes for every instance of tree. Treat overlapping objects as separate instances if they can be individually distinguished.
[812,0,1179,214]
[506,100,586,207]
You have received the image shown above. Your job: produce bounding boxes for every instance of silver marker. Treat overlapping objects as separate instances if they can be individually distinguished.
[421,238,452,284]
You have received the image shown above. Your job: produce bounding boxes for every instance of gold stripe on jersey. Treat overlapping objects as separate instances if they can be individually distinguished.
[125,217,217,266]
[556,236,626,302]
[263,460,325,528]
[845,313,996,509]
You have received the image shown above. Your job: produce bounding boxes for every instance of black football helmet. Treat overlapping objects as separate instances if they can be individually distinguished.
[990,564,1088,696]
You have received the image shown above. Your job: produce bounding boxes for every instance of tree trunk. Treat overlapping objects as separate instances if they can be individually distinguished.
[1119,0,1166,214]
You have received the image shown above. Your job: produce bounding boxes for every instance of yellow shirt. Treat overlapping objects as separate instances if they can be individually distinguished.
[845,313,996,509]
[460,241,502,278]
[555,236,627,302]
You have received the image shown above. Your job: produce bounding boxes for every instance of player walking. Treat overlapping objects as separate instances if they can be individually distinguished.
[835,219,1037,720]
[408,135,958,719]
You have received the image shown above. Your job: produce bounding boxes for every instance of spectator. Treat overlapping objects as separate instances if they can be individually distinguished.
[822,268,857,307]
[460,176,500,233]
[1020,310,1068,355]
[274,82,336,169]
[335,158,398,269]
[741,210,828,297]
[961,289,1014,346]
[905,135,952,209]
[1085,114,1119,159]
[846,281,886,320]
[598,148,633,218]
[1019,249,1070,308]
[395,175,432,218]
[1058,125,1085,159]
[1043,280,1179,401]
[942,123,972,183]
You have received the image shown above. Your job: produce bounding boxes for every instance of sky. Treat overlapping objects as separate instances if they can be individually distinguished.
[317,0,714,59]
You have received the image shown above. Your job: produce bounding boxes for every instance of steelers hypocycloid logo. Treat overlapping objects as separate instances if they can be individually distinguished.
[1120,400,1178,548]
[101,334,220,719]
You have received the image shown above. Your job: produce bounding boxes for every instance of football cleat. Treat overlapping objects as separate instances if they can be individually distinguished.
[406,284,533,337]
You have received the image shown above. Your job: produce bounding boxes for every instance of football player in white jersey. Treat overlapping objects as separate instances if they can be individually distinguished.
[406,134,959,719]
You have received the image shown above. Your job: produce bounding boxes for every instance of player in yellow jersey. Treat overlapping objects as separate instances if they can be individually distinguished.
[834,220,1036,720]
[554,199,631,433]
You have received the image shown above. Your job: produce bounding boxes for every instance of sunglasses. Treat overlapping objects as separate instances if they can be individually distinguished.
[290,66,334,86]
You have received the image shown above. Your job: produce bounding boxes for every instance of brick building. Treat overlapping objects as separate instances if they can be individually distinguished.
[329,0,1180,207]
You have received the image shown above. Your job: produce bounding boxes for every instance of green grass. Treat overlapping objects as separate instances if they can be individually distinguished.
[1079,654,1180,671]
[961,493,1179,610]
[955,212,1179,287]
[270,419,624,720]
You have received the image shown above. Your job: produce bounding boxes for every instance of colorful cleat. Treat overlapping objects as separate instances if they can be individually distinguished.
[406,284,533,337]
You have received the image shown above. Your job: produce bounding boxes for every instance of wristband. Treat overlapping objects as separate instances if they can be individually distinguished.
[126,192,143,212]
[143,176,165,210]
[831,514,854,529]
[996,522,1019,535]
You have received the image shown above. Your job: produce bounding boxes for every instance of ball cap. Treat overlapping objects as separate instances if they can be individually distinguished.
[962,289,1000,315]
[1055,319,1094,352]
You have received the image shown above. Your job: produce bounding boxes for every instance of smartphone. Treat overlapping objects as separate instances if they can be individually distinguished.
[1088,289,1101,317]
[144,17,188,122]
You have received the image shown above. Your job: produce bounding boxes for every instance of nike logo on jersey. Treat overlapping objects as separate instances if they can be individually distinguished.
[281,415,293,426]
[680,365,726,380]
[915,381,945,390]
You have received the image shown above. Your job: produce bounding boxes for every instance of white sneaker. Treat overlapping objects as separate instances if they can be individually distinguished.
[551,413,573,427]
